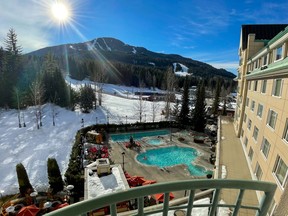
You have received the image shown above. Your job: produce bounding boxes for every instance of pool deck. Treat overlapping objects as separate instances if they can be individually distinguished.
[109,130,214,199]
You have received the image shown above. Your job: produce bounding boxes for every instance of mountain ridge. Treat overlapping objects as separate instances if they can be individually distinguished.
[27,37,236,79]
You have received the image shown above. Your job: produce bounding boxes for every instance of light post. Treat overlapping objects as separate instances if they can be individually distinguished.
[30,191,38,204]
[66,185,74,204]
[125,115,127,125]
[121,152,125,171]
[81,118,84,127]
[107,115,109,124]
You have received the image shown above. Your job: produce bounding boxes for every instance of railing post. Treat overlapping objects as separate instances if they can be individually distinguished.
[209,189,221,216]
[163,192,170,216]
[186,190,195,216]
[232,189,245,216]
[137,197,144,216]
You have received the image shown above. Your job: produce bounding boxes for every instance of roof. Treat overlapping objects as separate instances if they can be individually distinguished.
[241,24,288,50]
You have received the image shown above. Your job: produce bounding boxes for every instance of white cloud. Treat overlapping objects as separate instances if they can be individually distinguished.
[0,1,57,53]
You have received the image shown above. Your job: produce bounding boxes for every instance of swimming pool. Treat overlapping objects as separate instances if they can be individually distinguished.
[110,130,170,142]
[136,146,207,176]
[146,139,164,145]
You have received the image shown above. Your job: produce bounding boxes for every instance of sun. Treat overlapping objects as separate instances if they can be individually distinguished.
[51,1,71,23]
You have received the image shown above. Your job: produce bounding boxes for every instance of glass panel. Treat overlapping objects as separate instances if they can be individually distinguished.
[257,104,263,117]
[261,138,270,158]
[276,46,283,60]
[261,80,267,93]
[275,158,288,185]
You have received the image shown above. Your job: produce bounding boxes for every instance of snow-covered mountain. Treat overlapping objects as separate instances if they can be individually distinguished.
[27,37,235,79]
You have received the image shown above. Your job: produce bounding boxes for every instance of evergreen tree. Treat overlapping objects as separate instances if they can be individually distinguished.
[178,76,190,124]
[193,81,206,132]
[41,54,69,107]
[1,28,23,107]
[212,78,221,115]
[79,84,95,113]
[47,158,64,194]
[16,163,33,196]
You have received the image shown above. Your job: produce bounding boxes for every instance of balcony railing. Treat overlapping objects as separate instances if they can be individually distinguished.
[46,179,276,216]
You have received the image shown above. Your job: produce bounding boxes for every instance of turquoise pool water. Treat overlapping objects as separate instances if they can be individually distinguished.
[110,130,170,142]
[136,146,207,176]
[146,139,164,145]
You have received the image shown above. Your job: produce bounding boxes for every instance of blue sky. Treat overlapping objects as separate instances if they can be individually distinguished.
[1,0,288,74]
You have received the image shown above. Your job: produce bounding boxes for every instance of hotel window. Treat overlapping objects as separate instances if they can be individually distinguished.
[251,100,255,112]
[272,79,282,97]
[275,46,283,61]
[283,119,288,143]
[246,98,249,107]
[262,55,268,65]
[273,156,288,186]
[241,128,244,137]
[254,81,258,91]
[248,81,252,90]
[253,126,259,142]
[244,113,247,123]
[244,136,248,147]
[255,162,263,180]
[267,109,277,129]
[261,138,270,158]
[261,80,267,94]
[248,119,252,130]
[257,104,263,118]
[248,147,254,161]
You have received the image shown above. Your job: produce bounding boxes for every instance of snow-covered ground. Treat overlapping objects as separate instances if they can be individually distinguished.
[0,80,167,195]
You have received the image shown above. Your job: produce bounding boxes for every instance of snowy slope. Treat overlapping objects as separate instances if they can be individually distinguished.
[0,81,167,195]
[173,63,191,77]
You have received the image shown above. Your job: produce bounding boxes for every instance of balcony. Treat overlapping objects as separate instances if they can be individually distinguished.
[46,179,276,216]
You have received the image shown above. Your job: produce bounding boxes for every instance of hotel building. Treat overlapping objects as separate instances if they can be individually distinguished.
[234,24,288,214]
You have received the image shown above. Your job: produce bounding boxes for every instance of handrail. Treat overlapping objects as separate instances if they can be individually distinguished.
[46,179,276,216]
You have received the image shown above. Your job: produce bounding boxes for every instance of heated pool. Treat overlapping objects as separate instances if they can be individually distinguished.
[146,139,164,145]
[110,130,170,142]
[136,146,207,176]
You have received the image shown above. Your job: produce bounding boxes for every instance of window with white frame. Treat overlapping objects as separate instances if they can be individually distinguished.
[248,119,252,130]
[261,138,270,158]
[254,61,258,69]
[251,100,255,112]
[275,46,283,61]
[257,104,263,118]
[254,81,258,91]
[261,80,267,94]
[244,136,248,146]
[283,119,288,143]
[248,147,254,161]
[248,81,252,90]
[253,126,259,142]
[273,156,288,186]
[255,162,263,180]
[246,98,249,107]
[272,79,282,97]
[267,109,277,129]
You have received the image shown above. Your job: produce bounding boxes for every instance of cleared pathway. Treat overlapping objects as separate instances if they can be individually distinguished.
[219,116,259,216]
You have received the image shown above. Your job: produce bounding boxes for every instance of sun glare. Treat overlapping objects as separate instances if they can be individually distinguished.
[51,1,70,23]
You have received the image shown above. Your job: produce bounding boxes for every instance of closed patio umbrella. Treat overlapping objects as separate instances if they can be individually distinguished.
[153,192,175,202]
[17,205,40,216]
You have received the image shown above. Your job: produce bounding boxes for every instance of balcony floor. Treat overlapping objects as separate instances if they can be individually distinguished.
[220,117,259,215]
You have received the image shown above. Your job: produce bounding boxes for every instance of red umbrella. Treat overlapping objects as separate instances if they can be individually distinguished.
[90,147,97,153]
[142,180,157,185]
[54,202,69,210]
[17,205,40,216]
[153,192,175,202]
[127,176,146,187]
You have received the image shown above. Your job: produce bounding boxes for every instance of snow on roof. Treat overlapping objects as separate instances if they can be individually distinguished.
[85,165,129,200]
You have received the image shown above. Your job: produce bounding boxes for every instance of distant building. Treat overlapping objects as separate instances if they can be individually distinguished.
[234,24,288,215]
